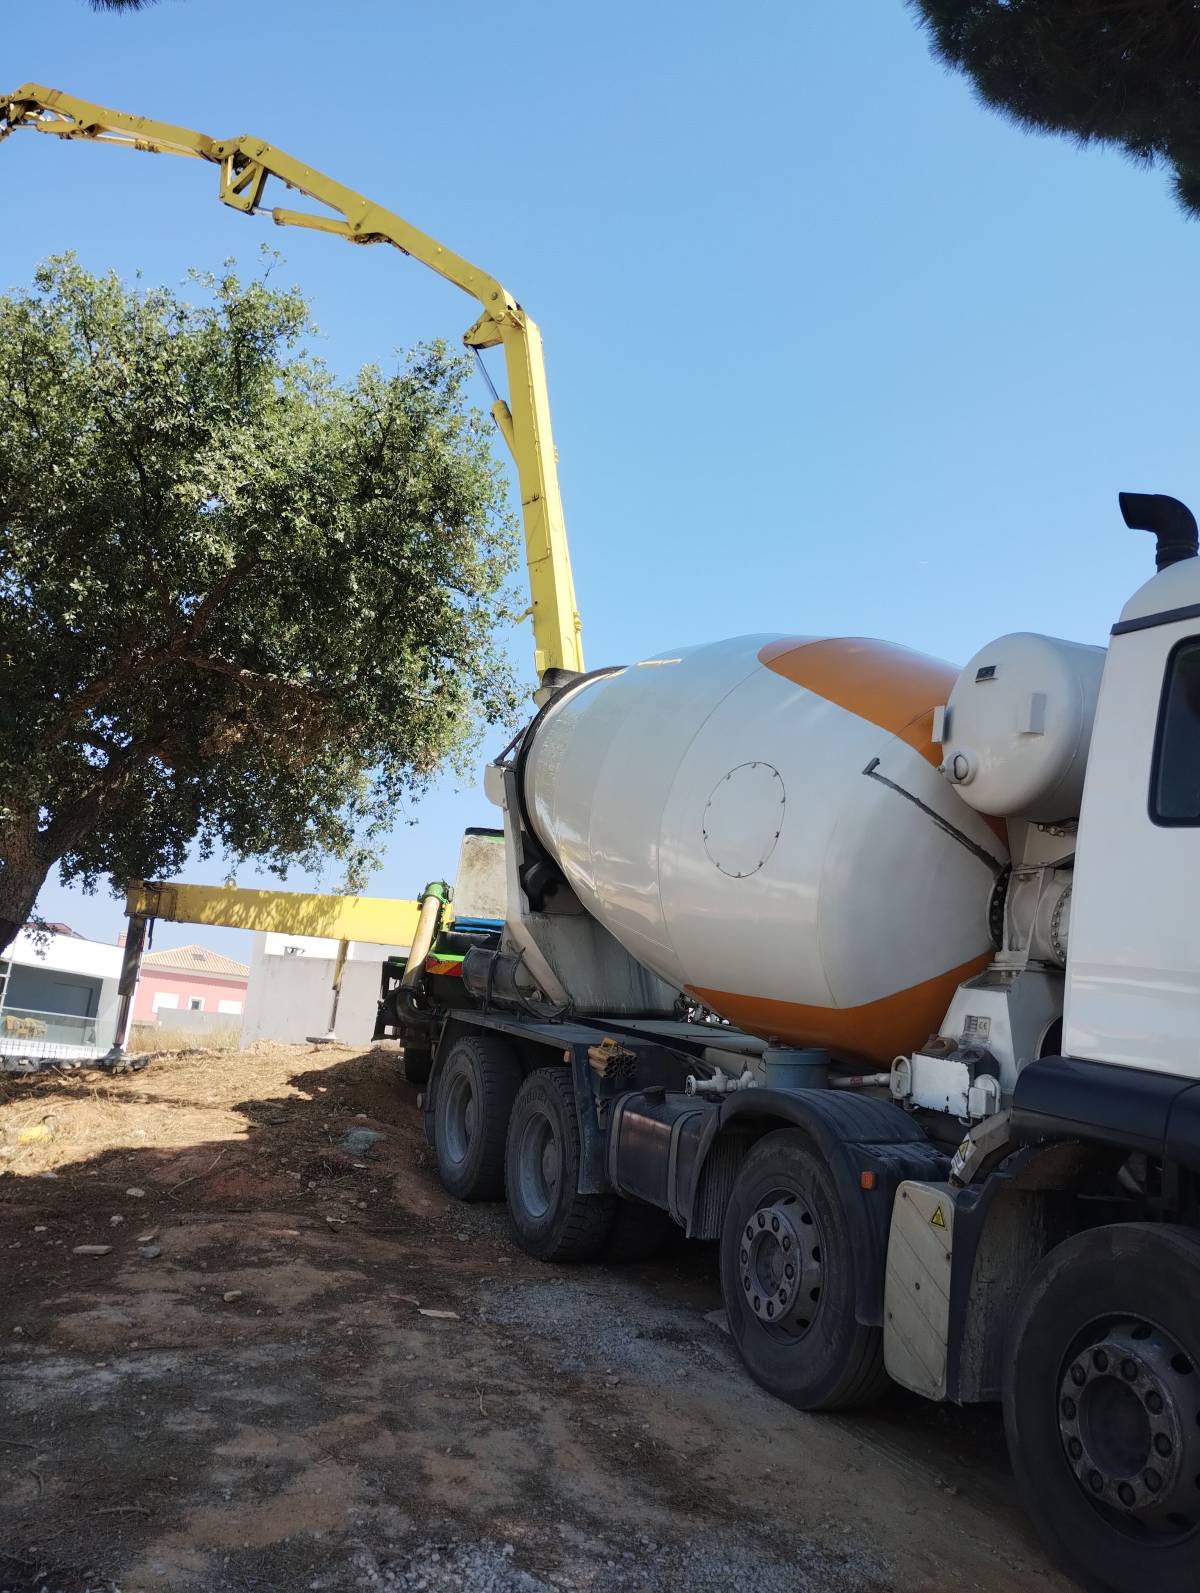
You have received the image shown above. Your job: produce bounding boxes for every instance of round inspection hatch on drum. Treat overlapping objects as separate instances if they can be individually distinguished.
[701,762,786,878]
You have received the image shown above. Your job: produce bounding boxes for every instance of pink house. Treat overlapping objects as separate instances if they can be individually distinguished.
[132,943,250,1026]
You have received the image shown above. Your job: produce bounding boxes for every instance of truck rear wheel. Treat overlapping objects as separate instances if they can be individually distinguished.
[433,1035,522,1201]
[1004,1223,1200,1593]
[505,1067,615,1261]
[718,1128,888,1410]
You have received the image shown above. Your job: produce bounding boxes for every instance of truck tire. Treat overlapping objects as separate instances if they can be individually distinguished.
[505,1067,615,1261]
[718,1128,889,1410]
[433,1035,523,1202]
[1003,1223,1200,1593]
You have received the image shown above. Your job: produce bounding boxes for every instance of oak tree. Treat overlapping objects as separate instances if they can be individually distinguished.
[0,255,519,948]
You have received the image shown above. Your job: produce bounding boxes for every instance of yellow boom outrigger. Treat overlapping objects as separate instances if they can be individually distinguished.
[0,83,585,681]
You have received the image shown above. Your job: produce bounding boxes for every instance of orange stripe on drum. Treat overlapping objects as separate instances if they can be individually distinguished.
[758,637,955,767]
[689,952,992,1068]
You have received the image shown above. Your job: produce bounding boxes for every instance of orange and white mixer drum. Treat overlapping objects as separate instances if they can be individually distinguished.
[521,635,1009,1066]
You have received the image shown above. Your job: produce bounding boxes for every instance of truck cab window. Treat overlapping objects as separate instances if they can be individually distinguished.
[1152,637,1200,824]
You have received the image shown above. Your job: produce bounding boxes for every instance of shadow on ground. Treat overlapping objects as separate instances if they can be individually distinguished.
[0,1045,1068,1593]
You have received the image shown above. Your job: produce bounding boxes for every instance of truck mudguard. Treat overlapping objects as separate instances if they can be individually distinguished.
[1014,1055,1200,1170]
[611,1087,947,1327]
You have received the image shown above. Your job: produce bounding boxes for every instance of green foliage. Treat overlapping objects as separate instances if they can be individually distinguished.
[0,254,519,928]
[910,1,1200,216]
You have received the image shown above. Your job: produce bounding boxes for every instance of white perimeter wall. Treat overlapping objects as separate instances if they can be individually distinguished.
[241,933,411,1047]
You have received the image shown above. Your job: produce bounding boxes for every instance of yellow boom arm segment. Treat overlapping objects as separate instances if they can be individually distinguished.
[125,880,422,947]
[109,879,424,1055]
[0,83,584,680]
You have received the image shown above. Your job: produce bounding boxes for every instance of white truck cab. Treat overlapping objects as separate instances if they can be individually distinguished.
[1068,542,1200,1077]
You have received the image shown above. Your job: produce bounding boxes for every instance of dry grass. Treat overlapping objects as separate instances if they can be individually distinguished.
[128,1023,239,1053]
[0,1043,295,1174]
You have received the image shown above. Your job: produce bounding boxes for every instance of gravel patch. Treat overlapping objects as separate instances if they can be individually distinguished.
[475,1274,731,1380]
[340,1530,892,1593]
[342,1540,554,1592]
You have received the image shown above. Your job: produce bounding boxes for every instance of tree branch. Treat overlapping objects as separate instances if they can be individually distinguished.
[179,652,330,703]
[43,734,172,856]
[36,553,265,748]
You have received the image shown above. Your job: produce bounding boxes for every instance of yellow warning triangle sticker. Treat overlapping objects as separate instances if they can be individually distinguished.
[930,1204,946,1229]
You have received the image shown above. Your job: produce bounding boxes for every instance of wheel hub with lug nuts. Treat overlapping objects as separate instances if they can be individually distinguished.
[739,1192,822,1335]
[1058,1322,1200,1523]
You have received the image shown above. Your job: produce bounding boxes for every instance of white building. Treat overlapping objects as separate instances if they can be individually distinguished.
[0,926,124,1062]
[240,932,411,1047]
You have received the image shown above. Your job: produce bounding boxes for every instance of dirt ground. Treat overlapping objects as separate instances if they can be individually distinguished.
[0,1043,1072,1593]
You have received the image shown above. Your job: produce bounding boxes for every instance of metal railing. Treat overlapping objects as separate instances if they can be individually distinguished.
[0,1005,99,1046]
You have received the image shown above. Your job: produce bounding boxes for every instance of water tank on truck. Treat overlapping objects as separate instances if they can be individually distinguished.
[938,632,1106,823]
[520,633,1010,1066]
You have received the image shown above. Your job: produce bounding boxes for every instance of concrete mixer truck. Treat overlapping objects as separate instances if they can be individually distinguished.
[391,491,1200,1593]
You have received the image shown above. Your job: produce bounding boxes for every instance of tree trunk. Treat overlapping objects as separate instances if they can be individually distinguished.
[0,812,52,955]
[0,743,168,956]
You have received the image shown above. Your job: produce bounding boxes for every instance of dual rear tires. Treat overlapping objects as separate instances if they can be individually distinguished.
[433,1035,522,1201]
[503,1066,616,1260]
[435,1037,660,1261]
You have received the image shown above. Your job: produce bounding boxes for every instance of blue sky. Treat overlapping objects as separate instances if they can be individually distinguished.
[5,0,1198,958]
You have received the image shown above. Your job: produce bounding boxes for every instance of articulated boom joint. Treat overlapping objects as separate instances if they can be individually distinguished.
[1,80,585,680]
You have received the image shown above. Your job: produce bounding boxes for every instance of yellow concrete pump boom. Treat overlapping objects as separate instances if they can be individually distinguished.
[110,880,427,1056]
[124,880,422,946]
[0,82,585,681]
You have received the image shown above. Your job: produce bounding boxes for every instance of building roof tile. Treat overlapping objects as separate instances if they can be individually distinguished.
[141,943,249,979]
